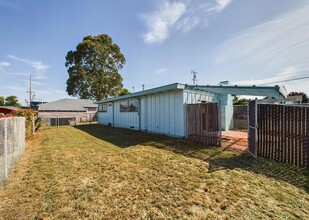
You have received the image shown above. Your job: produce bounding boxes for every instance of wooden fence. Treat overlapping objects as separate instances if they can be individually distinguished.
[186,103,221,146]
[257,104,309,168]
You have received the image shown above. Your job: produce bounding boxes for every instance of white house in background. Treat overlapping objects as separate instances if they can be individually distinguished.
[95,83,286,138]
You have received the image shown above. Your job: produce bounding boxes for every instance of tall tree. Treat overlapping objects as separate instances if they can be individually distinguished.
[118,88,130,96]
[65,34,126,101]
[0,96,4,106]
[288,92,309,103]
[233,96,249,105]
[5,96,20,107]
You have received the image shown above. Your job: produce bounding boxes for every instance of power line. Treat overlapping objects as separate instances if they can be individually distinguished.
[260,76,309,85]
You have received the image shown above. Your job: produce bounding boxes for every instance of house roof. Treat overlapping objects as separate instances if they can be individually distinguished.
[95,83,185,104]
[185,84,287,99]
[95,83,287,104]
[286,95,303,101]
[38,99,97,111]
[0,106,19,110]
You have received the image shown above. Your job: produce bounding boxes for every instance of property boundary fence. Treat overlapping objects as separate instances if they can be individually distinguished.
[0,117,26,185]
[186,102,221,146]
[255,104,309,168]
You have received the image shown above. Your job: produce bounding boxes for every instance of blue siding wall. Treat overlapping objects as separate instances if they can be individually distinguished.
[140,90,184,137]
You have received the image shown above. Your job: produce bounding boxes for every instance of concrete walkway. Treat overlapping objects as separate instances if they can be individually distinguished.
[222,130,248,151]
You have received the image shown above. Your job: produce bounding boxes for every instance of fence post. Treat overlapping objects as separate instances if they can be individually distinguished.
[218,100,222,147]
[4,118,8,179]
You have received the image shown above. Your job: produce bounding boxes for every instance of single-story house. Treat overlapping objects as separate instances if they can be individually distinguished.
[38,99,97,126]
[95,82,286,138]
[285,95,303,104]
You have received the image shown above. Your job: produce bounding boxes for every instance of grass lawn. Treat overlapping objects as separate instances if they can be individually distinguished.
[0,125,308,219]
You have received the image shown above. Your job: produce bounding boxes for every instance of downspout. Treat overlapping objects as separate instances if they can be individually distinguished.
[138,98,141,131]
[112,102,115,126]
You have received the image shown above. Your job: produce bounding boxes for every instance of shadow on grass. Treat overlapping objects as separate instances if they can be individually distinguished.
[75,124,309,192]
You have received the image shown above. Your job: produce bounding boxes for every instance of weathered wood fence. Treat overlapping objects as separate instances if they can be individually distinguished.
[186,103,221,146]
[257,104,309,168]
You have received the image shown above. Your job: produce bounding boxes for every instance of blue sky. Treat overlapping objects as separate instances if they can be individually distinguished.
[1,0,309,104]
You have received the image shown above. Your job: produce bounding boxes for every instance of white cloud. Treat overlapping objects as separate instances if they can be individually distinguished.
[156,68,167,74]
[142,1,186,44]
[0,61,10,67]
[208,0,232,12]
[214,3,309,95]
[3,85,27,92]
[234,67,304,85]
[22,79,45,86]
[141,0,232,44]
[3,72,29,77]
[215,4,309,68]
[7,55,49,79]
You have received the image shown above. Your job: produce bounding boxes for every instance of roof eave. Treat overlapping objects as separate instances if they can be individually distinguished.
[95,83,185,104]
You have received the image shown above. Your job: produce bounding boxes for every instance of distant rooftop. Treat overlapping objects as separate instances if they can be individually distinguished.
[38,99,97,111]
[0,106,19,110]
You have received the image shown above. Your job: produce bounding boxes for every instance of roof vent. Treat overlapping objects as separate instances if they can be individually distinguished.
[218,81,230,86]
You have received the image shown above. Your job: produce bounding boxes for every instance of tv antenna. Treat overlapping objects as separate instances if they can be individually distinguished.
[191,70,197,85]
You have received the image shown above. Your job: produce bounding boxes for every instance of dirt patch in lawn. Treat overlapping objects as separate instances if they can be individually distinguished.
[0,125,308,219]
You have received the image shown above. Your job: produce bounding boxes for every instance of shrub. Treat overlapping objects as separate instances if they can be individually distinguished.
[6,109,42,138]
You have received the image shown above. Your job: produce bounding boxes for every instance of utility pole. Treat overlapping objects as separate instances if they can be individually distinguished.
[26,74,35,107]
[191,70,197,85]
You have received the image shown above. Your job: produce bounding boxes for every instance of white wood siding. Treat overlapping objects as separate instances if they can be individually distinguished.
[113,101,139,130]
[97,104,113,125]
[97,89,221,137]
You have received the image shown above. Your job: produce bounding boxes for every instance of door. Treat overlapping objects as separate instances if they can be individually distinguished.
[248,99,258,157]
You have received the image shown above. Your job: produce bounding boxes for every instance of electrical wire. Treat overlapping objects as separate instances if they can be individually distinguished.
[260,76,309,85]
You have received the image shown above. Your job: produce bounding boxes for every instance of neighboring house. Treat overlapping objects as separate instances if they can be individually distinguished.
[0,106,19,116]
[285,95,303,104]
[95,82,286,137]
[260,95,303,104]
[38,99,97,126]
[259,96,280,104]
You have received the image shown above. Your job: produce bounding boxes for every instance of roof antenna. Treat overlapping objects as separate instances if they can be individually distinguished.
[142,84,145,91]
[191,70,197,85]
[26,74,35,107]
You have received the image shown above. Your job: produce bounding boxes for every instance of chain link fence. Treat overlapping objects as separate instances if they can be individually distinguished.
[0,117,26,185]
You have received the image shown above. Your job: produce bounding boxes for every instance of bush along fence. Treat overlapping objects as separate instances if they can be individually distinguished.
[0,117,26,185]
[5,109,42,138]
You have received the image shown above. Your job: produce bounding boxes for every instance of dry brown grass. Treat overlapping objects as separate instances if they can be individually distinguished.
[0,125,308,219]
